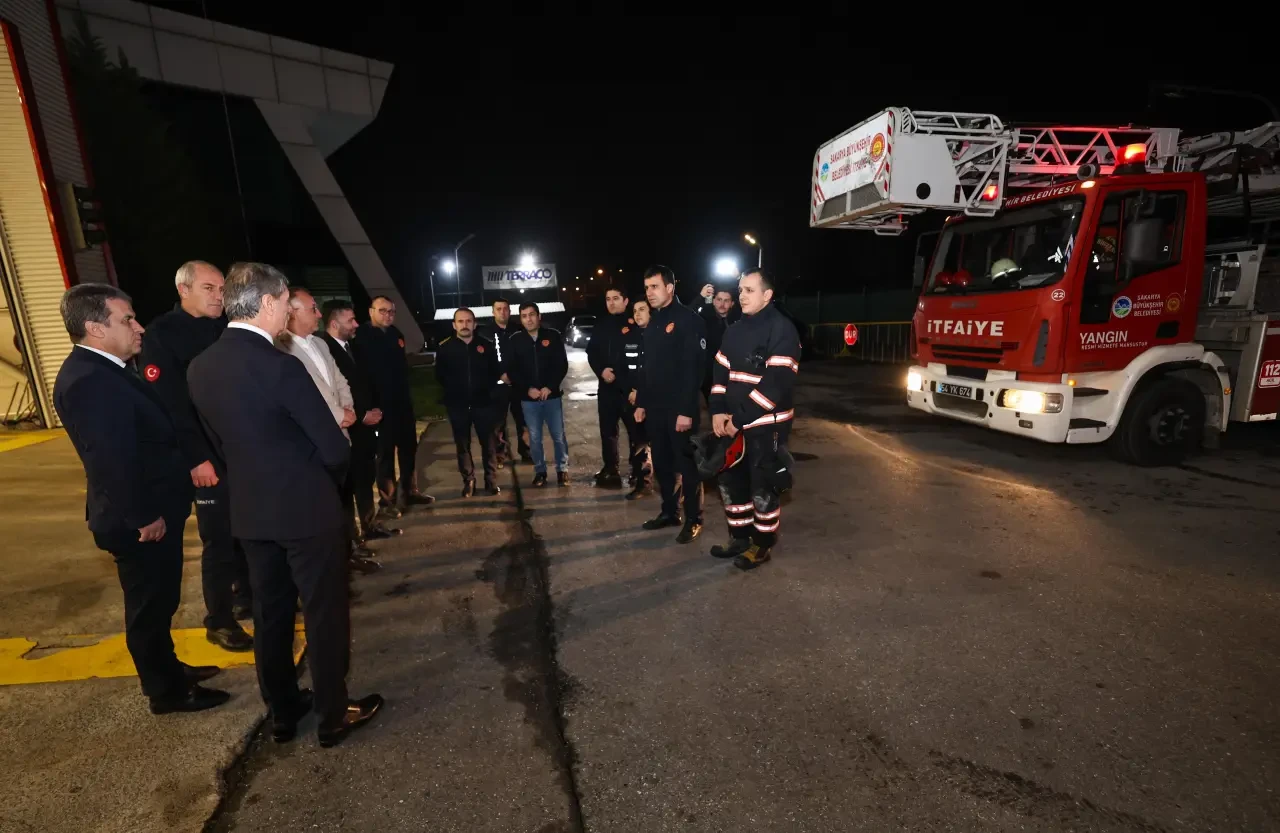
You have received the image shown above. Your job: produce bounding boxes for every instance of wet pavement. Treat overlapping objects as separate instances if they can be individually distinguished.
[7,350,1279,832]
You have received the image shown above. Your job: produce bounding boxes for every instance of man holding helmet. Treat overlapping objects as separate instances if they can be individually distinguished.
[707,268,800,571]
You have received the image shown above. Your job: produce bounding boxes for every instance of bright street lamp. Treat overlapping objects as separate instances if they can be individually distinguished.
[520,253,536,270]
[714,257,739,278]
[441,259,456,275]
[743,233,762,268]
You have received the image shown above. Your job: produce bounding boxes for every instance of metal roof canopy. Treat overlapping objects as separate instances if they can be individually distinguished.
[54,0,425,349]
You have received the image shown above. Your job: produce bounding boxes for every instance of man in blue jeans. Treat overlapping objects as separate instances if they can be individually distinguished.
[506,302,570,486]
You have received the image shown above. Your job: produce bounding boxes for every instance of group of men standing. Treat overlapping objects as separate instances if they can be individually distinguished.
[52,261,438,747]
[434,264,800,571]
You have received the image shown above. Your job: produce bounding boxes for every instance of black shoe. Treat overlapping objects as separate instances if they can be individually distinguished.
[676,522,702,544]
[206,624,253,652]
[461,479,475,498]
[406,491,435,506]
[318,694,385,748]
[557,471,570,487]
[150,683,231,715]
[377,505,403,521]
[710,538,751,559]
[592,467,611,481]
[271,688,314,743]
[532,472,548,487]
[232,604,253,621]
[349,555,381,575]
[596,472,623,489]
[485,481,502,496]
[363,524,400,540]
[733,545,772,571]
[182,662,221,683]
[642,514,681,530]
[625,485,652,501]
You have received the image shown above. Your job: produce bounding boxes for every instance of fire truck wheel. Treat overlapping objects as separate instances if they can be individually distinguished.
[1110,376,1205,467]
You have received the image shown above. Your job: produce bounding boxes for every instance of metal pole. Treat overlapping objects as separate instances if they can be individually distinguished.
[757,246,762,269]
[428,270,437,313]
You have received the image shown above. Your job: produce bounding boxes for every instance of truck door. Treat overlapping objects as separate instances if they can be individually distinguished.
[1071,187,1190,369]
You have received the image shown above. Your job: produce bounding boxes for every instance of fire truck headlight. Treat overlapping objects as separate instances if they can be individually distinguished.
[1000,389,1063,414]
[906,371,923,392]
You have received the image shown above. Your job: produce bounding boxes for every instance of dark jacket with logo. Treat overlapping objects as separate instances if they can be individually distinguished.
[635,300,706,415]
[506,328,568,401]
[620,323,645,394]
[698,301,740,387]
[586,312,635,394]
[354,324,411,413]
[435,334,503,408]
[710,302,801,433]
[137,306,226,470]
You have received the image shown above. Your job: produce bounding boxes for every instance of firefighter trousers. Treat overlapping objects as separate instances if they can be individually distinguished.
[598,387,649,484]
[718,428,785,549]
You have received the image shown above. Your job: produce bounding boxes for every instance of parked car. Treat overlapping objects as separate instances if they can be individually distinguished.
[567,315,596,347]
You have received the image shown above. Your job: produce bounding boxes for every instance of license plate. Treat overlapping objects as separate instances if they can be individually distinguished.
[936,382,974,398]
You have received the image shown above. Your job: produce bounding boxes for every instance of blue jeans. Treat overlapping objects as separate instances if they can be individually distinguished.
[521,398,569,474]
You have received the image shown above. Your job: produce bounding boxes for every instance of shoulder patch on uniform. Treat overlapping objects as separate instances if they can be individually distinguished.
[621,326,630,334]
[143,364,161,382]
[476,344,485,353]
[541,339,550,347]
[397,338,405,348]
[665,322,675,333]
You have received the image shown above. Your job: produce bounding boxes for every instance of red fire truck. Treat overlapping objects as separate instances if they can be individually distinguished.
[811,107,1280,465]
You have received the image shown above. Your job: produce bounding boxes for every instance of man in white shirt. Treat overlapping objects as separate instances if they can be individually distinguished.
[278,288,356,438]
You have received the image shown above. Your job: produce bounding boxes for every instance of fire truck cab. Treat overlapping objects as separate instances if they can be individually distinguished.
[811,108,1280,465]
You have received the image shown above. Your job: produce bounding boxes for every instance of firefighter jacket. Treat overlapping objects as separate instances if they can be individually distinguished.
[506,327,568,401]
[635,300,706,416]
[586,312,635,393]
[619,321,645,394]
[435,335,502,408]
[710,302,800,432]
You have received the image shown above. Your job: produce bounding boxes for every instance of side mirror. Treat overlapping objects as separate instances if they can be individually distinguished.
[1118,216,1164,284]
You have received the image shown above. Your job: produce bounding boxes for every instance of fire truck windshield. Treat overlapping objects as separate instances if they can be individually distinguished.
[926,198,1086,294]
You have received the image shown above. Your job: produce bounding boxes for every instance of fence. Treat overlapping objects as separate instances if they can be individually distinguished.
[808,321,912,363]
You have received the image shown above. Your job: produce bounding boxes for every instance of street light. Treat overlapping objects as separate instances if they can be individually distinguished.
[453,233,475,306]
[441,260,456,275]
[520,253,536,270]
[714,257,738,278]
[744,233,762,268]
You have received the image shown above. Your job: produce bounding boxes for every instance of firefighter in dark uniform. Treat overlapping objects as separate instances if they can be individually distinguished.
[138,260,253,651]
[354,295,433,513]
[587,287,648,490]
[621,299,652,498]
[709,268,800,570]
[435,307,505,497]
[484,297,533,466]
[634,265,706,543]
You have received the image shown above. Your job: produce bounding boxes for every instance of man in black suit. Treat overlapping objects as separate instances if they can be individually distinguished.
[188,263,382,748]
[53,284,229,714]
[319,299,399,568]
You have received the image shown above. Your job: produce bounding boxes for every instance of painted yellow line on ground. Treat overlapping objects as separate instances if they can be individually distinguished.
[0,429,64,454]
[0,625,305,686]
[843,423,1054,495]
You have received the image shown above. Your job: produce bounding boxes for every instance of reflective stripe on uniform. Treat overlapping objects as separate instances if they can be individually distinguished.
[714,351,731,368]
[743,409,794,430]
[729,370,762,384]
[710,384,727,395]
[766,355,798,372]
[749,389,776,410]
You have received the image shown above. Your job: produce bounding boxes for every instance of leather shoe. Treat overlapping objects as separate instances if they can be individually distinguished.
[485,481,501,496]
[461,479,475,498]
[532,472,548,487]
[676,522,703,544]
[206,624,253,652]
[362,524,400,540]
[625,485,652,501]
[271,688,314,743]
[232,604,253,621]
[182,662,220,683]
[150,683,231,715]
[349,555,381,575]
[318,694,384,748]
[642,514,682,530]
[405,492,435,506]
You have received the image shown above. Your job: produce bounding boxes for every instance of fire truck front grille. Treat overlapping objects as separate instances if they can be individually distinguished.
[932,343,1008,365]
[933,393,989,419]
[944,365,988,381]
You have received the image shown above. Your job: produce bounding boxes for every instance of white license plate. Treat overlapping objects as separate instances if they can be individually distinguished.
[936,382,974,398]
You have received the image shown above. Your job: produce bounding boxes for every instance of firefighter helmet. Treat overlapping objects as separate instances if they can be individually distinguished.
[693,431,746,481]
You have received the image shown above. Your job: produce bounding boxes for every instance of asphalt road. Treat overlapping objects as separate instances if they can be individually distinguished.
[208,351,1280,832]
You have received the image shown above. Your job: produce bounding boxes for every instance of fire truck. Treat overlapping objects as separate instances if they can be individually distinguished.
[811,107,1280,465]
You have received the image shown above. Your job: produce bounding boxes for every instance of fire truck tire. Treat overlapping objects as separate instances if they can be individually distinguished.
[1109,376,1205,467]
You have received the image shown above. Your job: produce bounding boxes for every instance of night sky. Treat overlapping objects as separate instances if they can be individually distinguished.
[149,5,1278,308]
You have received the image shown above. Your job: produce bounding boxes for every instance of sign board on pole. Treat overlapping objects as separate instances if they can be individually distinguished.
[482,263,558,291]
[844,323,859,346]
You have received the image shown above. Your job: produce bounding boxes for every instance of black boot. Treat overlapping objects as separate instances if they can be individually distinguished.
[676,521,702,544]
[461,478,475,498]
[710,538,751,558]
[642,513,681,530]
[485,480,502,495]
[733,544,772,571]
[532,472,548,487]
